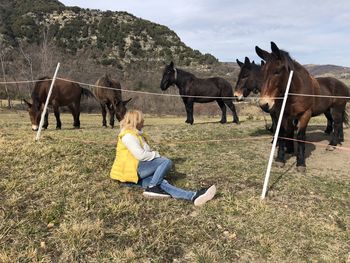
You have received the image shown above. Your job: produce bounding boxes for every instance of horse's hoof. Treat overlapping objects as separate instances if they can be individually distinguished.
[324,129,332,135]
[275,161,285,168]
[220,120,227,124]
[56,127,61,130]
[326,145,336,151]
[234,120,240,124]
[297,166,306,173]
[74,126,80,129]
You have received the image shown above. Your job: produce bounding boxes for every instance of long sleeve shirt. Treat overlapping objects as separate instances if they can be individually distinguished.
[121,132,160,161]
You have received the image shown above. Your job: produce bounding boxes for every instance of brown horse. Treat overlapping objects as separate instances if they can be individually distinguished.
[234,57,334,135]
[24,77,94,131]
[94,74,131,128]
[256,42,350,172]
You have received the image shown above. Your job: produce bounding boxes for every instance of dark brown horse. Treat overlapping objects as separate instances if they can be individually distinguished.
[24,77,94,130]
[94,74,131,128]
[234,57,333,135]
[234,57,264,100]
[256,42,350,172]
[160,61,239,124]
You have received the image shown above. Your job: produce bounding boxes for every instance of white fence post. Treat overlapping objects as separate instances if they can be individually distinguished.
[35,63,60,141]
[261,70,294,199]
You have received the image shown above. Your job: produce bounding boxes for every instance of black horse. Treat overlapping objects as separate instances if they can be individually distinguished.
[234,57,264,101]
[160,61,239,125]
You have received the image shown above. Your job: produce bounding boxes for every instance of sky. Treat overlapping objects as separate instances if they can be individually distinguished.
[60,0,350,66]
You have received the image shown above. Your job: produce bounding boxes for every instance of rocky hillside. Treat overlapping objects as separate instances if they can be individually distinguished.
[0,0,217,69]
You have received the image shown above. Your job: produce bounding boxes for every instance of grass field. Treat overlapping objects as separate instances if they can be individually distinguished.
[0,111,349,262]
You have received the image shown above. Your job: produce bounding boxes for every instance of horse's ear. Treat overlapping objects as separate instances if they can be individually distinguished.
[169,61,174,68]
[236,59,243,67]
[261,60,265,66]
[255,46,270,61]
[23,99,32,108]
[122,98,132,106]
[252,60,255,65]
[271,41,281,59]
[244,57,250,65]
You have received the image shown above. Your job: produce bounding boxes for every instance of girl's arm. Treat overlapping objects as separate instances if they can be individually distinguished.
[121,134,160,161]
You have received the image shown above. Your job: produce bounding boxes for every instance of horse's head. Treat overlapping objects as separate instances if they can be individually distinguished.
[234,57,262,101]
[160,61,177,91]
[115,98,132,121]
[24,99,41,131]
[255,41,294,113]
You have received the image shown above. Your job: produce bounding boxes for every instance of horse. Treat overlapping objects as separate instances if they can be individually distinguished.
[234,57,333,135]
[255,42,350,172]
[234,57,264,101]
[24,77,94,131]
[94,74,131,128]
[160,61,239,125]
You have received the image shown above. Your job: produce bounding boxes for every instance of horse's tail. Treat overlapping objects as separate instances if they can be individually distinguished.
[343,108,349,126]
[81,86,97,100]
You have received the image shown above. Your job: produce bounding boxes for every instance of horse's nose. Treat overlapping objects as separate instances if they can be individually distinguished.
[259,97,274,113]
[233,92,243,101]
[260,102,270,113]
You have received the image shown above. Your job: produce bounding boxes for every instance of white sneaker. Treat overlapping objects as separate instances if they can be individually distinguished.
[193,185,217,206]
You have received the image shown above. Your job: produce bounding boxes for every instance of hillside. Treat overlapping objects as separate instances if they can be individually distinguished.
[0,0,217,69]
[305,64,350,77]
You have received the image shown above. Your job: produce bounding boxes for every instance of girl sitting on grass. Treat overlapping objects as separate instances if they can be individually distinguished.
[110,110,216,206]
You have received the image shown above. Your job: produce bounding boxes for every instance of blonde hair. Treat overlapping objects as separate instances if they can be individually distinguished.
[120,110,144,130]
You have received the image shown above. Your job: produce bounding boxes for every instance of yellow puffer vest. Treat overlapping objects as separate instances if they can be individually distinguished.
[110,129,144,183]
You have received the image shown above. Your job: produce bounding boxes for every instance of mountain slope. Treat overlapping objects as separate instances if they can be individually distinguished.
[0,0,218,68]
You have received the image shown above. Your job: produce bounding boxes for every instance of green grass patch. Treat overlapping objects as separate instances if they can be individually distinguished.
[0,111,349,262]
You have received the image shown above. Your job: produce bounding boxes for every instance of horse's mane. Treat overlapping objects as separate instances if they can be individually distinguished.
[177,68,195,79]
[32,76,51,100]
[279,49,307,75]
[96,74,120,91]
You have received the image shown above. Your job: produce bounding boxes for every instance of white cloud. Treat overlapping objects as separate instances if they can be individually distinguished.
[60,0,350,66]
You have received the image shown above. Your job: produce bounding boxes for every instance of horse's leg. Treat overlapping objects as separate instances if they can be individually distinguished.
[43,109,49,129]
[285,126,295,154]
[268,111,278,133]
[324,108,333,134]
[68,103,80,129]
[296,110,312,172]
[328,107,343,148]
[216,99,227,124]
[183,98,194,124]
[339,109,346,142]
[52,102,62,129]
[107,102,115,128]
[224,100,239,124]
[276,124,287,167]
[73,99,81,128]
[100,103,107,127]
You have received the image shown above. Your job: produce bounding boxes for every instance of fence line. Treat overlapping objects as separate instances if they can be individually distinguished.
[1,77,350,100]
[42,133,350,153]
[0,79,53,85]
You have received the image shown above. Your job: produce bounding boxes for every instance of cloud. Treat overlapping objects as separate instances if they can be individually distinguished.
[60,0,350,66]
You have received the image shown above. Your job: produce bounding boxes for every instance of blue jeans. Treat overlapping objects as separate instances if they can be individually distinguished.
[137,157,195,201]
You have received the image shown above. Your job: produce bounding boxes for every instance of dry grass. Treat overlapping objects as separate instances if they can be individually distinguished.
[0,111,349,262]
